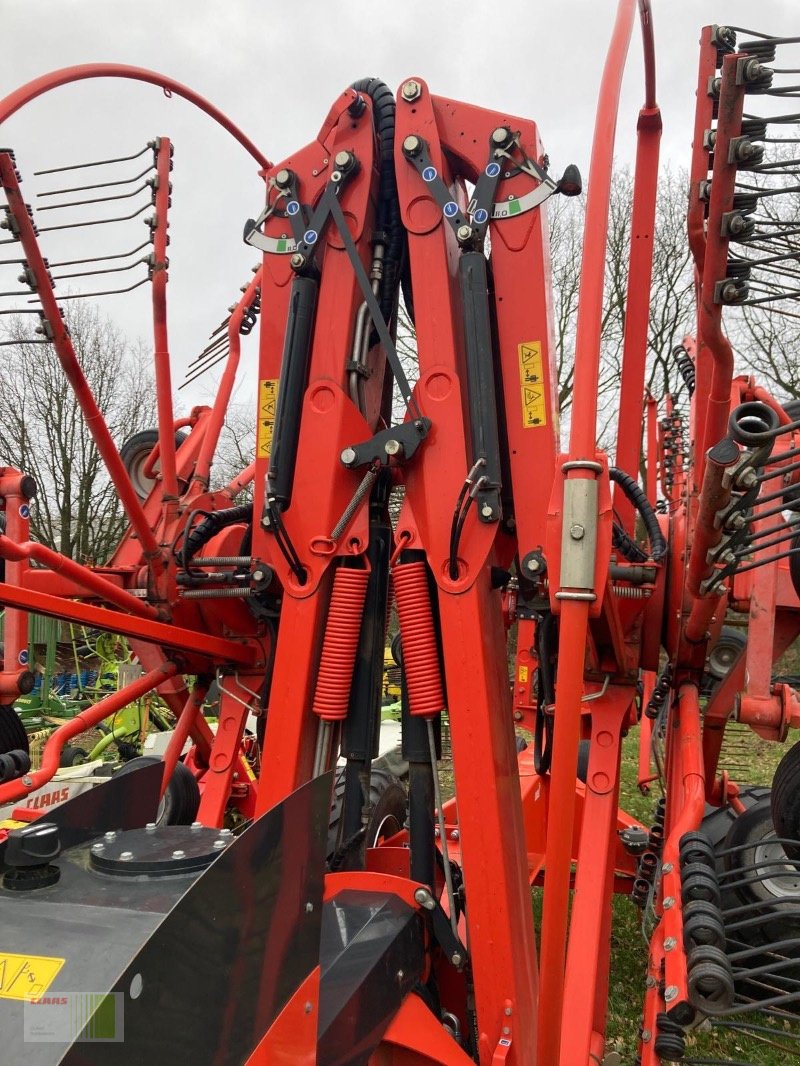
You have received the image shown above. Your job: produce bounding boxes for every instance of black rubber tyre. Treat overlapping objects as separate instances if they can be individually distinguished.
[771,740,800,860]
[59,746,88,768]
[115,756,200,825]
[119,429,188,501]
[705,626,747,682]
[701,785,771,860]
[782,399,800,511]
[0,704,29,756]
[327,766,407,869]
[722,795,800,947]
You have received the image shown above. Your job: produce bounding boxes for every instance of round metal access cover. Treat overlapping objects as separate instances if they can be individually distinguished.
[89,823,232,877]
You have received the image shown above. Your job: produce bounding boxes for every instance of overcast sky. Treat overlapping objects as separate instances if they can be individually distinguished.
[2,1,797,419]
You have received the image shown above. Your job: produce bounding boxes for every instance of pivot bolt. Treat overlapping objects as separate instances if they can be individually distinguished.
[290,252,306,271]
[252,569,266,583]
[456,224,473,243]
[664,985,678,1003]
[341,447,357,467]
[569,523,585,540]
[403,135,422,157]
[334,150,353,170]
[401,80,422,102]
[384,439,403,456]
[527,558,540,572]
[414,887,436,911]
[664,937,677,952]
[451,954,463,968]
[641,1029,651,1043]
[491,126,512,147]
[275,169,291,188]
[481,504,494,518]
[663,896,675,910]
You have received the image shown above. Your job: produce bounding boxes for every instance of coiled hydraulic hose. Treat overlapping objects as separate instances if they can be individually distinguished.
[180,503,252,567]
[610,467,667,562]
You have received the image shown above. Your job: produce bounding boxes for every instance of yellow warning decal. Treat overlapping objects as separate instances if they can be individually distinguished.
[517,341,547,428]
[256,378,279,458]
[0,952,65,1001]
[518,665,529,683]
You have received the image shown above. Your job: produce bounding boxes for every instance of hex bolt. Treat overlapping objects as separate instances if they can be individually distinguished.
[450,829,459,841]
[305,901,314,913]
[252,569,266,583]
[397,970,405,981]
[384,439,403,456]
[504,1007,513,1016]
[220,828,232,836]
[569,523,586,540]
[481,504,494,518]
[502,1027,510,1036]
[120,851,134,862]
[527,558,540,572]
[304,1001,313,1014]
[401,80,422,102]
[146,823,157,833]
[334,150,353,170]
[341,447,357,466]
[290,252,306,270]
[91,842,104,853]
[664,937,677,952]
[172,850,186,859]
[403,135,422,157]
[457,224,473,243]
[22,775,33,787]
[664,985,678,1003]
[662,862,673,874]
[213,839,227,850]
[451,954,463,968]
[275,169,291,187]
[105,831,117,841]
[641,1029,652,1043]
[663,896,675,909]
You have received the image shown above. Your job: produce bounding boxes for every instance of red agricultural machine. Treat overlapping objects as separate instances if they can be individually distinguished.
[2,3,800,1063]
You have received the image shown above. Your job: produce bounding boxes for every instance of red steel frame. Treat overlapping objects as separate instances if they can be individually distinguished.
[1,7,800,1065]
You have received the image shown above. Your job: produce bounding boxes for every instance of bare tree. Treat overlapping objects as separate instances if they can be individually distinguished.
[0,303,156,563]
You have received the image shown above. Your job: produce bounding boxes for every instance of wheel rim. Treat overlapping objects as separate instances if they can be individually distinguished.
[753,833,800,898]
[370,812,402,847]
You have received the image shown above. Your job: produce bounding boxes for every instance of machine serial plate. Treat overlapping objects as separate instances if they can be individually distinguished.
[0,951,65,1001]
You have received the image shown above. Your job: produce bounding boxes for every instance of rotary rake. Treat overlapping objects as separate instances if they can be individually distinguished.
[2,4,800,1065]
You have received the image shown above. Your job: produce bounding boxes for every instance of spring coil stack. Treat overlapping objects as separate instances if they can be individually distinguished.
[312,566,370,720]
[392,560,445,717]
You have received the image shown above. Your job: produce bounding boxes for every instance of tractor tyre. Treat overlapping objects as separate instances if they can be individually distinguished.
[119,429,188,501]
[59,746,88,768]
[115,756,200,825]
[721,795,800,948]
[0,704,29,756]
[327,766,407,870]
[771,740,800,861]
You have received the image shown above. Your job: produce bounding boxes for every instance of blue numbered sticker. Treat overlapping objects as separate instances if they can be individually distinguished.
[18,649,29,666]
[303,230,318,245]
[19,504,30,519]
[474,208,489,225]
[287,200,300,216]
[486,162,501,178]
[443,202,459,218]
[422,166,437,183]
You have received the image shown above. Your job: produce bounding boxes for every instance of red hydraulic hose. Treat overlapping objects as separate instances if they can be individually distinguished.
[0,662,178,805]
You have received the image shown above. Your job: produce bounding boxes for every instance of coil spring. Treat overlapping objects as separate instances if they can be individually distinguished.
[645,664,673,721]
[312,566,370,721]
[672,345,696,396]
[654,1013,686,1060]
[392,560,446,717]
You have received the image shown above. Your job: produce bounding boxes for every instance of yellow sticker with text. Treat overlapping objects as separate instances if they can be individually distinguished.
[518,665,529,683]
[518,341,547,428]
[256,379,279,458]
[0,952,65,1001]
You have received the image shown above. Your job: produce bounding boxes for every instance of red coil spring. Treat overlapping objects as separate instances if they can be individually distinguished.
[392,560,446,717]
[312,566,370,721]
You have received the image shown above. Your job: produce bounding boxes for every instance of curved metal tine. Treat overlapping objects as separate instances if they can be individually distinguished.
[27,275,149,301]
[52,256,149,281]
[185,341,230,375]
[38,200,150,233]
[0,307,44,313]
[179,348,230,389]
[48,240,151,268]
[0,257,27,265]
[34,144,152,176]
[0,337,49,345]
[37,164,154,198]
[38,180,152,211]
[189,333,228,365]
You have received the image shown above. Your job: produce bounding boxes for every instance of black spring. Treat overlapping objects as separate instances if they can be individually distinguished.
[683,899,727,951]
[648,823,665,855]
[686,944,735,1014]
[654,1012,686,1060]
[681,863,722,908]
[645,665,673,721]
[679,831,716,869]
[631,876,651,909]
[672,345,696,396]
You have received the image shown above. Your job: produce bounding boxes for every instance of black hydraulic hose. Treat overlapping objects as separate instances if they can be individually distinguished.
[350,78,406,323]
[609,467,668,562]
[181,503,252,566]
